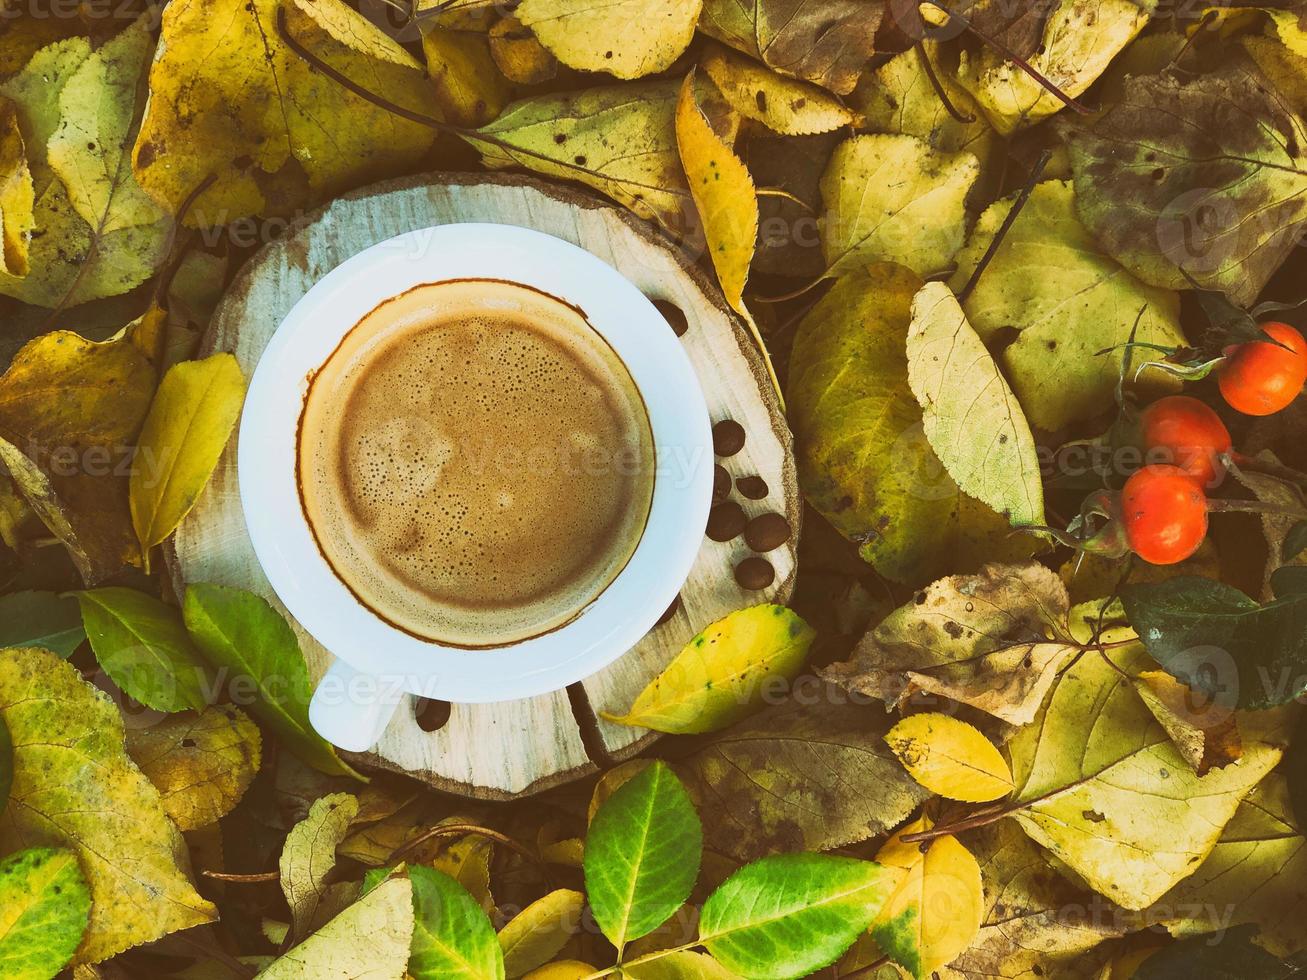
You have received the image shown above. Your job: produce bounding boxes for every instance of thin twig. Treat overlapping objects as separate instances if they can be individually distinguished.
[751,276,827,303]
[756,187,812,211]
[915,42,975,124]
[201,870,279,883]
[388,823,538,866]
[957,149,1052,304]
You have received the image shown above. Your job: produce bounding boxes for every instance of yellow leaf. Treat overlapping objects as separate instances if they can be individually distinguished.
[0,97,34,277]
[489,16,559,85]
[466,81,691,234]
[130,353,246,561]
[499,889,585,978]
[949,180,1184,431]
[907,282,1044,527]
[701,43,858,135]
[601,604,816,734]
[422,28,512,128]
[676,69,756,314]
[884,713,1014,802]
[0,328,156,583]
[124,706,262,832]
[0,646,216,964]
[431,825,494,911]
[516,0,701,79]
[260,875,414,980]
[820,133,979,278]
[872,816,983,979]
[524,962,597,980]
[956,0,1152,135]
[0,21,171,308]
[280,793,359,942]
[1134,670,1242,776]
[133,0,437,227]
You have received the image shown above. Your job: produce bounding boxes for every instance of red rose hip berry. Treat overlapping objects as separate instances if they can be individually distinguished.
[1139,395,1231,488]
[1218,321,1307,416]
[1120,464,1208,565]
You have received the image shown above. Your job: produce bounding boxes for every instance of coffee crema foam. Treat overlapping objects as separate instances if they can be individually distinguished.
[297,279,655,647]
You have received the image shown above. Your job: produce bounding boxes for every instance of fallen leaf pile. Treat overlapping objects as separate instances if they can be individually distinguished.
[2,1,1307,978]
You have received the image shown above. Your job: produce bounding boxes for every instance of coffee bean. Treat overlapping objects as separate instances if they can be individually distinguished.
[736,474,768,499]
[745,512,792,552]
[656,594,682,626]
[706,501,746,541]
[713,465,732,502]
[652,299,689,337]
[713,419,746,457]
[735,556,775,590]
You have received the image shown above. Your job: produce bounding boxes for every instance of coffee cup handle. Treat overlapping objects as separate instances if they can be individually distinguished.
[308,658,404,753]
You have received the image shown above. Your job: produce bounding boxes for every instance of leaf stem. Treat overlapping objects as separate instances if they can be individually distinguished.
[201,870,279,883]
[956,148,1051,304]
[579,939,707,980]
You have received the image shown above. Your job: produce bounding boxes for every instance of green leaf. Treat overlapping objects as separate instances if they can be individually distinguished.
[0,646,216,963]
[584,760,702,949]
[698,853,901,980]
[181,583,358,778]
[0,590,84,657]
[906,282,1044,526]
[1134,925,1301,980]
[410,865,506,980]
[0,712,10,814]
[788,263,1037,584]
[260,875,414,980]
[1120,576,1307,710]
[0,846,90,980]
[1285,521,1307,563]
[1060,62,1307,307]
[949,179,1185,431]
[601,604,816,734]
[130,353,247,558]
[78,587,214,713]
[280,793,360,942]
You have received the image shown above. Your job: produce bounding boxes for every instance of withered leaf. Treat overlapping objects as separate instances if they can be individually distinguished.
[1060,60,1307,307]
[822,562,1078,726]
[674,690,930,862]
[698,0,884,95]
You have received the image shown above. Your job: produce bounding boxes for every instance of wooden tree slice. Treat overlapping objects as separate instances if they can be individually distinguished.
[168,173,798,800]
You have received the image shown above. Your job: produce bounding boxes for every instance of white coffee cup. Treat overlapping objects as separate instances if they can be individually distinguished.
[238,223,713,753]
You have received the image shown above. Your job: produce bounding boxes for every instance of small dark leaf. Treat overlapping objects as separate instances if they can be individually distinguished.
[1134,924,1302,980]
[1284,521,1307,563]
[1120,576,1307,710]
[0,590,85,658]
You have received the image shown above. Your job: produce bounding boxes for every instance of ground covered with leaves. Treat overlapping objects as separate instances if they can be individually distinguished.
[1,0,1307,978]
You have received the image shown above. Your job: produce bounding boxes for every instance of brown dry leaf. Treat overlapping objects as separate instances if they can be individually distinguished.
[133,0,437,228]
[698,0,884,94]
[124,706,263,832]
[516,0,701,79]
[822,562,1078,726]
[700,43,858,135]
[674,691,930,861]
[0,328,156,583]
[490,16,559,85]
[280,792,359,942]
[0,646,217,964]
[1134,670,1242,775]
